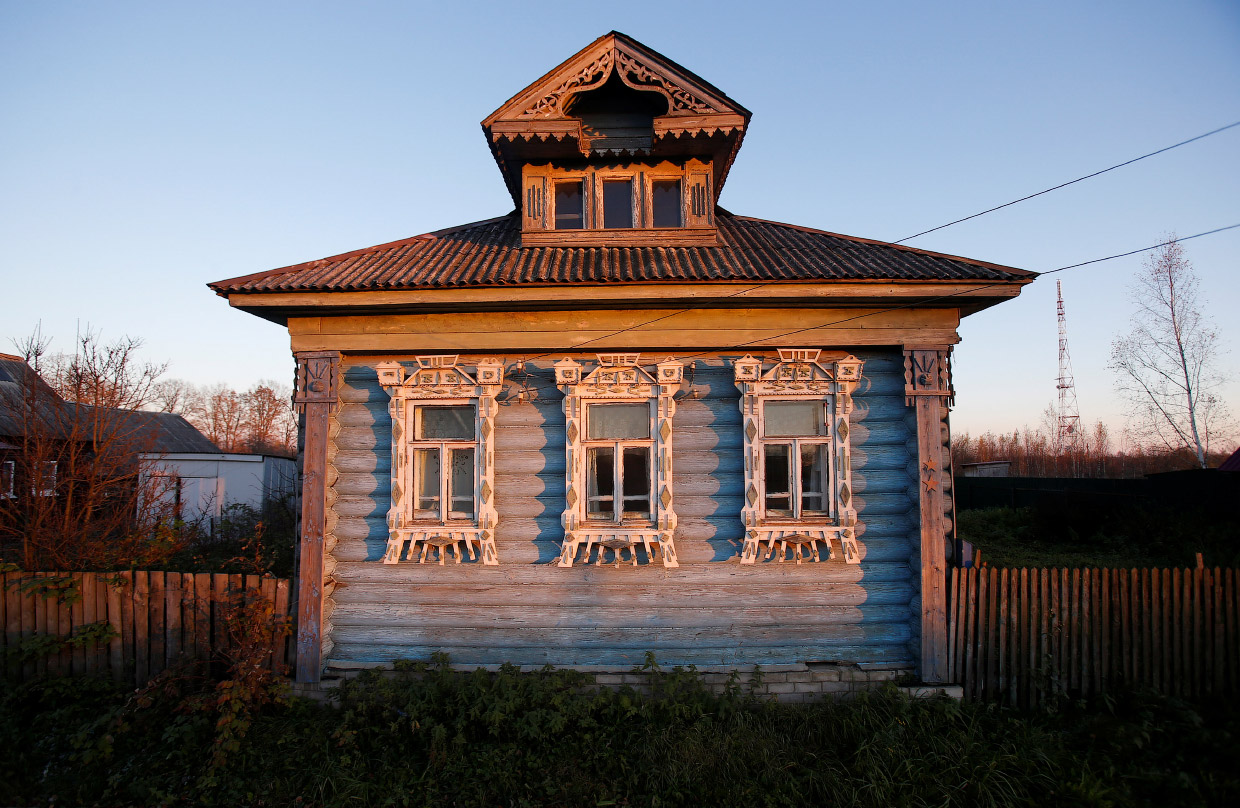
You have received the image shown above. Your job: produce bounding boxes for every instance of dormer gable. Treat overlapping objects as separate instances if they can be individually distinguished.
[482,32,750,247]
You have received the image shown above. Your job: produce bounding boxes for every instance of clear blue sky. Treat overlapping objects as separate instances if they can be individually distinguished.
[3,0,1237,445]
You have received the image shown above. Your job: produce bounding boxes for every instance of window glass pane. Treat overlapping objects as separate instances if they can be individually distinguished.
[800,444,828,515]
[651,180,681,227]
[1,461,13,497]
[587,446,614,518]
[603,180,633,229]
[621,447,651,519]
[448,448,475,519]
[587,403,650,440]
[414,448,440,516]
[418,405,474,440]
[765,400,824,437]
[764,444,791,516]
[554,180,584,230]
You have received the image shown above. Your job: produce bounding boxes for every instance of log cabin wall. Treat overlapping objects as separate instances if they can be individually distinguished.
[323,349,917,672]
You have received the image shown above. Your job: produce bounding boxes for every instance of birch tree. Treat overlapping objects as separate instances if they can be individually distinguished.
[1109,238,1230,468]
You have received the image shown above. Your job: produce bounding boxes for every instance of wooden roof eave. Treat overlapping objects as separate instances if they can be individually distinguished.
[220,277,1032,326]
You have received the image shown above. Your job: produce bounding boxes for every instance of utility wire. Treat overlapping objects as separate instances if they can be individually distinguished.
[892,120,1240,244]
[675,223,1240,360]
[503,221,1240,391]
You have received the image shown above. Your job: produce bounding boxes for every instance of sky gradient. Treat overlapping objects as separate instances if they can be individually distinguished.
[2,0,1237,446]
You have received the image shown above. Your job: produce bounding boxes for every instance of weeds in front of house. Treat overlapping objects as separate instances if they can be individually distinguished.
[2,654,1236,807]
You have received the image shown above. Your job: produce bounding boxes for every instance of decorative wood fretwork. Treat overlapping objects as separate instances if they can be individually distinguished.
[614,51,715,114]
[555,354,682,567]
[733,350,864,566]
[376,356,504,566]
[904,347,954,407]
[519,48,718,120]
[292,350,340,684]
[523,51,614,118]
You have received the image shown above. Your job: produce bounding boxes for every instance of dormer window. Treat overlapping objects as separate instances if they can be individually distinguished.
[522,160,714,246]
[651,180,682,228]
[602,179,633,228]
[554,181,585,230]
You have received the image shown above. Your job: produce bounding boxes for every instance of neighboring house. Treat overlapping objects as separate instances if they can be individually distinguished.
[209,33,1033,686]
[141,451,297,528]
[2,352,293,531]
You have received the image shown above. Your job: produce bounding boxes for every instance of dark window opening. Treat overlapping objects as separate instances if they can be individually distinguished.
[651,180,681,228]
[603,180,633,229]
[554,181,584,230]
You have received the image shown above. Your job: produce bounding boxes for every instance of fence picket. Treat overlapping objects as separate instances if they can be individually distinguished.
[149,572,165,678]
[165,573,181,669]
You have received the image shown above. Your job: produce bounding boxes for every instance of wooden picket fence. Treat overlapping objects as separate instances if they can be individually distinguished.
[1,571,292,687]
[948,566,1240,706]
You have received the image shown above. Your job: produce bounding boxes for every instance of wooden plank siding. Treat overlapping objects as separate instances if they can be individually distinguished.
[323,350,919,672]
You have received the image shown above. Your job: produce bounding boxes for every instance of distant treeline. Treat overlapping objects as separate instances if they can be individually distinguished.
[953,419,1233,478]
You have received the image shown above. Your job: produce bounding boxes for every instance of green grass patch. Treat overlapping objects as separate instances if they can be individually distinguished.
[2,658,1237,807]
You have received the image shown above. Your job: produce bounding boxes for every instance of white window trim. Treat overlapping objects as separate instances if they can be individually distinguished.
[377,356,504,565]
[1,460,14,499]
[733,350,864,564]
[555,354,682,567]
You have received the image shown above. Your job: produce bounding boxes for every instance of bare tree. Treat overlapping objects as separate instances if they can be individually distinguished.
[1,332,180,569]
[1109,237,1231,468]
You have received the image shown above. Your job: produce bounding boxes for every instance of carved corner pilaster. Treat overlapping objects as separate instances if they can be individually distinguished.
[903,347,954,408]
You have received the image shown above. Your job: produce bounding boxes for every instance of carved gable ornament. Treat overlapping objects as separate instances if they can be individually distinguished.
[482,32,751,206]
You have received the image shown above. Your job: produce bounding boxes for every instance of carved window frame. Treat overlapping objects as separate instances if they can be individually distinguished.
[376,356,504,565]
[554,354,682,567]
[733,350,865,565]
[522,160,713,245]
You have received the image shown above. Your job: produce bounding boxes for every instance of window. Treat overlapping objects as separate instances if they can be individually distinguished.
[584,402,652,522]
[34,460,57,497]
[554,181,584,229]
[521,160,714,246]
[1,460,14,499]
[376,357,505,565]
[761,401,831,519]
[602,179,633,229]
[555,355,682,567]
[733,351,865,565]
[651,179,682,227]
[411,405,476,521]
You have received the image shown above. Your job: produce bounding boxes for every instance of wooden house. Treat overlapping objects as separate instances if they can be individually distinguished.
[210,32,1032,690]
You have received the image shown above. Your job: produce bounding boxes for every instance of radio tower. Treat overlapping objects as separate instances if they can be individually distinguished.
[1056,280,1082,459]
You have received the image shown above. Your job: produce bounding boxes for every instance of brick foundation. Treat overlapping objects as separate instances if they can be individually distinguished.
[303,661,961,703]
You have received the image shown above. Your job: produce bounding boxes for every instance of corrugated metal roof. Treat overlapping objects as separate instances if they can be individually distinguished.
[209,212,1033,295]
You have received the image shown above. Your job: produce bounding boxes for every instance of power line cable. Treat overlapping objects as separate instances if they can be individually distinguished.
[892,120,1240,244]
[504,221,1239,389]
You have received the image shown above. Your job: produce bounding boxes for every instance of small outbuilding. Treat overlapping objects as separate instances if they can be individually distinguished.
[210,33,1033,687]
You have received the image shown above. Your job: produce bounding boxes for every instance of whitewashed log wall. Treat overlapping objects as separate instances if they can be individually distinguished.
[324,352,918,669]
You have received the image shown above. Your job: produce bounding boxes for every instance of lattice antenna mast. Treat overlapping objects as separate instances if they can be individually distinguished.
[1056,280,1082,455]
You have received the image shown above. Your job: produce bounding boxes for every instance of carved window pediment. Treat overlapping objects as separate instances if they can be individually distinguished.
[377,357,504,565]
[733,352,865,565]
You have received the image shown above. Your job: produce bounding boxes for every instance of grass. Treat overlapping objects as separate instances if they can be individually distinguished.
[2,658,1237,807]
[957,502,1240,569]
